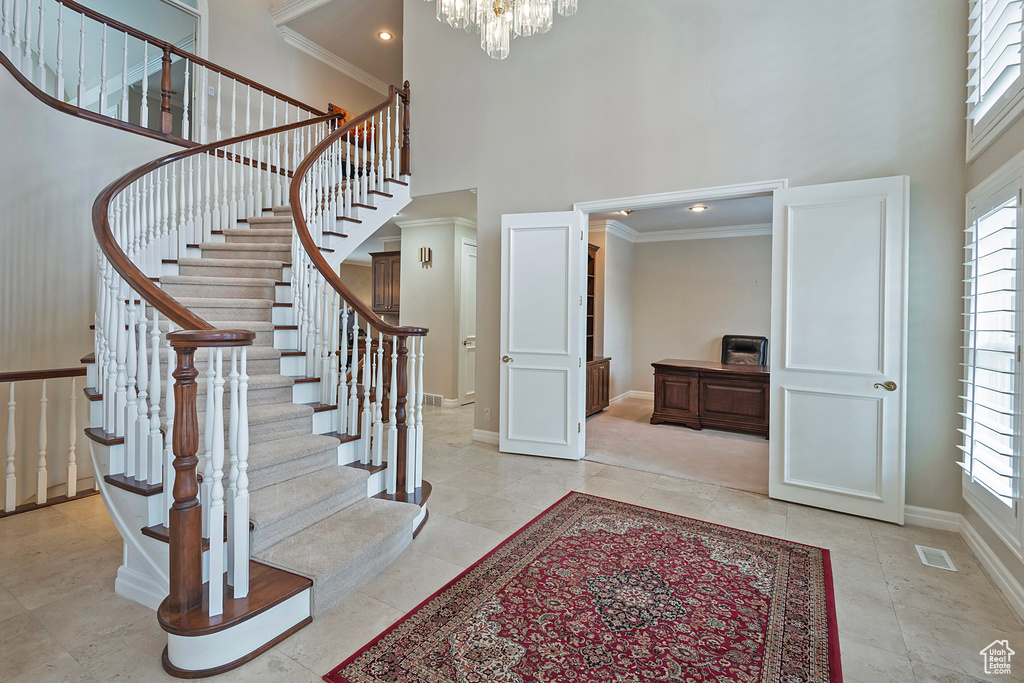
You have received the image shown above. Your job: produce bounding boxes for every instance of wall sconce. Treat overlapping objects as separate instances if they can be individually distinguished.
[419,246,432,267]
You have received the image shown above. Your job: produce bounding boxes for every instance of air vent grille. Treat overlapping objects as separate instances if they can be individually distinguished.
[423,393,444,407]
[916,545,957,572]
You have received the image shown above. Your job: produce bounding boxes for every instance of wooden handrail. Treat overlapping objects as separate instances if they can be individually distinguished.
[289,84,426,338]
[93,111,344,333]
[53,0,325,116]
[0,367,87,383]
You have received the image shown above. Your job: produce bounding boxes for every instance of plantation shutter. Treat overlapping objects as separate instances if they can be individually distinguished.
[967,0,1024,123]
[959,186,1021,507]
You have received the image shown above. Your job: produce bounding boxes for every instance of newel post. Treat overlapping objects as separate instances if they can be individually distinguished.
[167,339,202,613]
[160,45,173,135]
[394,335,409,492]
[400,81,411,177]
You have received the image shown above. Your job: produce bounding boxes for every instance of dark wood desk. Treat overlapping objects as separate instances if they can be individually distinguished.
[650,359,769,438]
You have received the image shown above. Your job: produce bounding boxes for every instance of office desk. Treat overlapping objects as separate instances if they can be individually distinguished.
[650,359,769,438]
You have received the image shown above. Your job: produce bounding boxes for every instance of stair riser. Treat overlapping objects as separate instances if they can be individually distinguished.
[198,414,313,457]
[195,385,293,411]
[249,480,367,555]
[175,305,273,323]
[179,263,284,280]
[163,282,276,300]
[200,247,290,261]
[225,232,291,245]
[247,450,337,492]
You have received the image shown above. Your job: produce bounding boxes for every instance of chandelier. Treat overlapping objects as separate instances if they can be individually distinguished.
[426,0,579,59]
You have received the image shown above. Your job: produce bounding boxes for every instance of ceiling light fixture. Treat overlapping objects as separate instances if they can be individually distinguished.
[378,31,394,40]
[619,210,635,215]
[689,205,708,212]
[425,0,579,60]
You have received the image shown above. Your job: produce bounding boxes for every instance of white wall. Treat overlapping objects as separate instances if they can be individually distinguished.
[404,0,967,512]
[590,224,634,401]
[629,236,772,392]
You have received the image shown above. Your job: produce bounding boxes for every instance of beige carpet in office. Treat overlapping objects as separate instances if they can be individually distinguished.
[585,398,770,495]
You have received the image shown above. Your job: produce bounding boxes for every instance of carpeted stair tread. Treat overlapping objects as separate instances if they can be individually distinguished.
[178,256,285,269]
[175,297,275,310]
[245,434,344,492]
[243,401,313,426]
[246,215,293,225]
[200,242,291,259]
[254,497,420,615]
[249,466,370,554]
[223,228,292,237]
[173,297,275,322]
[160,274,278,287]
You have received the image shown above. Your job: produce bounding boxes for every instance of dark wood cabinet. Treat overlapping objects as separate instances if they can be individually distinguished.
[650,359,769,437]
[585,244,610,416]
[370,251,401,316]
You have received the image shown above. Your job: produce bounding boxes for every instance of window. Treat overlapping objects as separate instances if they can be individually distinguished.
[966,0,1024,159]
[962,177,1023,549]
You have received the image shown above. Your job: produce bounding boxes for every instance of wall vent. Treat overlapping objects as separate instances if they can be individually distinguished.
[915,545,957,572]
[423,393,445,407]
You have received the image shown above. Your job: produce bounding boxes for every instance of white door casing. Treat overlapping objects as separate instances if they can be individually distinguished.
[500,210,587,460]
[769,176,909,523]
[459,240,477,405]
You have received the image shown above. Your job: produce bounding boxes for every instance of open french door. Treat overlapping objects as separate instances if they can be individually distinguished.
[499,210,587,460]
[769,176,909,523]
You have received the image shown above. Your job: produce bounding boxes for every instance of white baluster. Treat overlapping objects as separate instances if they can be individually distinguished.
[119,32,127,121]
[229,79,236,138]
[67,377,78,497]
[139,42,148,127]
[215,71,222,141]
[1,0,12,56]
[34,0,43,89]
[11,0,20,71]
[5,384,15,512]
[208,349,226,617]
[405,336,416,494]
[148,309,162,482]
[55,4,64,99]
[348,311,359,436]
[163,322,175,527]
[76,13,84,107]
[338,306,349,435]
[20,0,28,75]
[395,100,402,177]
[226,348,239,579]
[416,338,425,488]
[201,344,214,535]
[255,91,265,213]
[36,379,47,504]
[361,322,372,464]
[329,291,340,415]
[182,61,190,140]
[373,331,384,468]
[124,294,138,478]
[135,307,149,482]
[199,65,208,144]
[385,100,392,178]
[387,336,398,495]
[99,24,108,114]
[231,347,249,595]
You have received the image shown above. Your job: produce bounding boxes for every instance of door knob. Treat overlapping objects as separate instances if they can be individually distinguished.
[502,355,514,363]
[464,340,473,346]
[873,381,897,392]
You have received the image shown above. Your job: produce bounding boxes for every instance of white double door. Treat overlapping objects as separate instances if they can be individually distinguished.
[499,176,909,523]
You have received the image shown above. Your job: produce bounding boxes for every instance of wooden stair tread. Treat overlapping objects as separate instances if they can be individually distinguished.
[324,231,349,238]
[344,459,383,474]
[385,177,408,186]
[373,481,432,507]
[300,402,337,413]
[80,352,95,365]
[368,190,393,198]
[352,203,376,210]
[335,216,362,224]
[288,376,319,384]
[143,518,254,550]
[157,561,312,636]
[85,426,124,446]
[84,387,102,401]
[104,473,162,496]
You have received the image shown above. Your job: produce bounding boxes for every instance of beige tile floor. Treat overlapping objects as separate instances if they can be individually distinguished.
[1,404,1023,682]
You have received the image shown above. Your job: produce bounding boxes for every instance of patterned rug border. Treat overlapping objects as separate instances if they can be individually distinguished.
[324,491,843,683]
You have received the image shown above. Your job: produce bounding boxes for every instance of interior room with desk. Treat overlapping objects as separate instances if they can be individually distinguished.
[583,194,774,494]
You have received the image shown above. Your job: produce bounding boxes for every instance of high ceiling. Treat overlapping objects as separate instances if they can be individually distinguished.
[590,195,774,234]
[282,0,404,87]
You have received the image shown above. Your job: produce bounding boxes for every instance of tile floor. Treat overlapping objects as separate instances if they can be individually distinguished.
[1,405,1022,682]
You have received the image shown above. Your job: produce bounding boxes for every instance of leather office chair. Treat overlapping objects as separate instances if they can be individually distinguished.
[721,335,769,365]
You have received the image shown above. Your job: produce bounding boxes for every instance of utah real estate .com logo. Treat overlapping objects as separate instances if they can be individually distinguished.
[981,640,1015,676]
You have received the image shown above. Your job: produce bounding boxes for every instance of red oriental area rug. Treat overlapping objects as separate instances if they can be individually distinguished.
[325,492,842,683]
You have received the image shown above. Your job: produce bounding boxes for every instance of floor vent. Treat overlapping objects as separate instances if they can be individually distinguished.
[916,545,957,572]
[423,393,445,407]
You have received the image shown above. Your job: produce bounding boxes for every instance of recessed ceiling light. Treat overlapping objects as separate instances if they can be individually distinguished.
[618,210,635,215]
[689,205,708,212]
[378,31,393,40]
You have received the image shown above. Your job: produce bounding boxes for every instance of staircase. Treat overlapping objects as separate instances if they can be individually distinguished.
[1,0,431,676]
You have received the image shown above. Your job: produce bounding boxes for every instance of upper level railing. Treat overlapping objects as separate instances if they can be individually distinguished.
[290,82,427,501]
[0,0,332,146]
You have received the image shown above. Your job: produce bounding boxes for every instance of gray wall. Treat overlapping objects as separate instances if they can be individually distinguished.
[630,236,772,393]
[404,0,968,513]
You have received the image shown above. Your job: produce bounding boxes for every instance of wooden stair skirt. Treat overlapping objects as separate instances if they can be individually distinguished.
[159,562,312,678]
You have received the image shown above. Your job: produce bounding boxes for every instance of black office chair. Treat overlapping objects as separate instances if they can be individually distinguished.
[721,335,769,365]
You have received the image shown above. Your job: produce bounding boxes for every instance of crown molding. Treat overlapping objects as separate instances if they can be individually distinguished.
[269,0,334,26]
[278,27,389,95]
[632,223,773,243]
[379,235,402,245]
[396,217,477,231]
[589,220,638,243]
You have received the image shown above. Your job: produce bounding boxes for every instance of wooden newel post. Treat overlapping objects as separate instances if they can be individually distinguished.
[160,45,173,135]
[394,335,409,492]
[400,81,411,177]
[167,342,202,614]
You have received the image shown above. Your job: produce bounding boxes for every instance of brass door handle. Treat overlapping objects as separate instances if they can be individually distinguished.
[873,381,897,392]
[464,340,473,346]
[502,355,514,363]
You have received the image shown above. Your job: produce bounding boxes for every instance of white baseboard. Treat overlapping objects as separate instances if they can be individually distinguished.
[115,563,165,611]
[609,391,631,406]
[904,505,962,532]
[472,429,499,445]
[443,398,462,409]
[960,515,1024,621]
[630,390,655,401]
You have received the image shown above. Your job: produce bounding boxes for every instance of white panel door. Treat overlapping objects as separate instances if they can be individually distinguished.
[460,240,477,405]
[770,176,909,523]
[500,211,586,460]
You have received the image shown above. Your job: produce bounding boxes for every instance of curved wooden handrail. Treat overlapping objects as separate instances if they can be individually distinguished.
[289,84,427,338]
[54,0,325,116]
[0,367,87,383]
[93,111,344,334]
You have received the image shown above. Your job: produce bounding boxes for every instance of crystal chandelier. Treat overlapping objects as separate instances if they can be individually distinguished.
[427,0,579,59]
